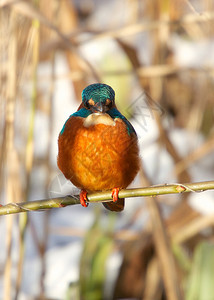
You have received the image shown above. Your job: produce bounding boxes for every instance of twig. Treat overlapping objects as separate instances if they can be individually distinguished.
[0,181,214,216]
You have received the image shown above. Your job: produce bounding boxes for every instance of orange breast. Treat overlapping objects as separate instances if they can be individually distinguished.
[58,116,140,192]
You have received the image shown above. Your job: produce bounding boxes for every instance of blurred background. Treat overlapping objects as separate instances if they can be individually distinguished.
[0,0,214,299]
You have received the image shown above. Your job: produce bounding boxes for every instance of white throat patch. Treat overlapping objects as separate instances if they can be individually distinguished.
[83,113,116,127]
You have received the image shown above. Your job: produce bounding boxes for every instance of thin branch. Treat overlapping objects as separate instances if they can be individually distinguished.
[0,180,214,216]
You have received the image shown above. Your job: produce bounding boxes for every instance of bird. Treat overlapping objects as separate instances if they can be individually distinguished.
[57,83,140,211]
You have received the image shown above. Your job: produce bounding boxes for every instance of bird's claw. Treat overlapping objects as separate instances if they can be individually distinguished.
[80,190,88,207]
[111,188,120,203]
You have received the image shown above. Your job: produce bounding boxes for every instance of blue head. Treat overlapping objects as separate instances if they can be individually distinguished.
[82,83,115,113]
[60,83,136,136]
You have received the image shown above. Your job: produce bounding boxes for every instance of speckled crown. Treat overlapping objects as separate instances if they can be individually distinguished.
[82,83,115,103]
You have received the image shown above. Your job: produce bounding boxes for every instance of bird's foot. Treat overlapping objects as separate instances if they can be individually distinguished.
[111,188,120,203]
[80,190,88,207]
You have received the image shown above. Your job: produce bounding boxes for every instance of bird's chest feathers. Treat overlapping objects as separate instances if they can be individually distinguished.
[83,113,116,128]
[74,114,132,162]
[80,113,127,144]
[58,112,139,191]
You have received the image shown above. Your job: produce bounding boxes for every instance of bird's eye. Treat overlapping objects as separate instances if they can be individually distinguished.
[85,101,90,109]
[85,99,95,109]
[105,99,113,108]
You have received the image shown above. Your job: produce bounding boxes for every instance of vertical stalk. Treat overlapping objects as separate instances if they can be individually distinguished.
[3,8,17,300]
[15,13,40,300]
[146,197,183,300]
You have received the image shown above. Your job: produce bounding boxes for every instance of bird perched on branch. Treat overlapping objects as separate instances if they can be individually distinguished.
[58,83,140,211]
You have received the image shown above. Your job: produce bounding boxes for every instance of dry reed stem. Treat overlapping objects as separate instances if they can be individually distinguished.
[15,11,40,300]
[174,133,214,176]
[38,3,60,297]
[143,258,162,300]
[139,163,183,300]
[144,4,182,295]
[75,11,214,42]
[9,0,99,81]
[146,196,183,300]
[172,213,214,244]
[3,8,18,300]
[34,65,214,82]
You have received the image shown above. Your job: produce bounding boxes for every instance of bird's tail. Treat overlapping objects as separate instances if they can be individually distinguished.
[102,198,124,212]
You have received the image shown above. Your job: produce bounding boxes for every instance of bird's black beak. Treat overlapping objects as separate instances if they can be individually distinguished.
[92,102,108,113]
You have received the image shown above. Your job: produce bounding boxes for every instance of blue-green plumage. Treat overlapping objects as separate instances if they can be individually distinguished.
[60,83,136,136]
[60,109,91,135]
[82,83,115,104]
[107,108,136,136]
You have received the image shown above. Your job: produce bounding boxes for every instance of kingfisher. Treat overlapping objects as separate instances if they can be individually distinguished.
[57,83,140,211]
